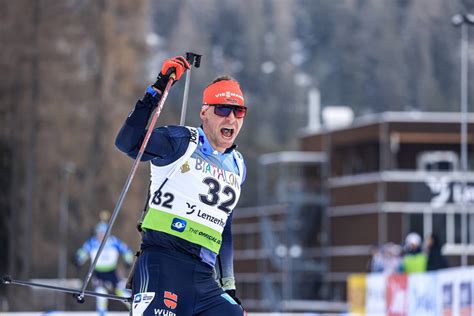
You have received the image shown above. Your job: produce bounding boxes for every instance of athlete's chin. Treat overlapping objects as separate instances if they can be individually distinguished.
[218,138,234,149]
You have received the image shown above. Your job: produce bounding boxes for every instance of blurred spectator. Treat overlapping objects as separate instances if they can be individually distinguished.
[368,245,385,272]
[400,232,427,273]
[381,242,401,274]
[426,233,449,271]
[367,243,402,274]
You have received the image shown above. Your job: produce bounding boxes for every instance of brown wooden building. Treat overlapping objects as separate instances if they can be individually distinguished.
[233,111,474,312]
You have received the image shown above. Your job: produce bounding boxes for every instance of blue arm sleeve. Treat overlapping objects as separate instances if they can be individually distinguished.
[115,94,182,161]
[75,239,92,265]
[112,237,134,265]
[215,212,235,290]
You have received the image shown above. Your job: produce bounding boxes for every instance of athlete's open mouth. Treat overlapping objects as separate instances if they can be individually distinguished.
[221,127,234,139]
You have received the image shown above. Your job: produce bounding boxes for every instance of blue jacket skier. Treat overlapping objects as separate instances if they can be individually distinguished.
[76,220,133,315]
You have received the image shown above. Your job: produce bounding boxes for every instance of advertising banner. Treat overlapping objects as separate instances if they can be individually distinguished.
[387,273,408,316]
[365,273,386,316]
[407,272,437,316]
[351,266,474,316]
[348,273,366,315]
[459,280,472,316]
[436,268,459,316]
[458,267,474,316]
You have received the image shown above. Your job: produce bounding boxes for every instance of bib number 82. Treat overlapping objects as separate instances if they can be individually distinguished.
[199,178,236,214]
[152,189,174,209]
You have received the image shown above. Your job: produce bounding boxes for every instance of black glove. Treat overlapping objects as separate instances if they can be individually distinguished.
[225,289,242,306]
[152,56,190,92]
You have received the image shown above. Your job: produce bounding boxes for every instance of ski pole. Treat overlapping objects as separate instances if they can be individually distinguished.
[134,52,202,232]
[76,75,177,303]
[1,275,131,303]
[179,52,201,125]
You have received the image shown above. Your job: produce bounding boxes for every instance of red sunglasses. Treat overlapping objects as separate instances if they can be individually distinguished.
[209,104,247,118]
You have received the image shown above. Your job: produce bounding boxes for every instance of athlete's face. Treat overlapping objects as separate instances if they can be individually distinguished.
[200,105,245,153]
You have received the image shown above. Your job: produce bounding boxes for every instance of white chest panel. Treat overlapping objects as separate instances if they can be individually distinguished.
[148,153,242,233]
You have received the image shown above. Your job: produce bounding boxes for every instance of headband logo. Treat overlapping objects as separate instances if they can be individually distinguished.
[214,92,244,101]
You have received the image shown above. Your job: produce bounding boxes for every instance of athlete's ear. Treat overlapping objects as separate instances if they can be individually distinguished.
[200,105,209,119]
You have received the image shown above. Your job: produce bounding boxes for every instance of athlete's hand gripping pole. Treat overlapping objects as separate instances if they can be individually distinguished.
[180,52,201,125]
[76,74,179,303]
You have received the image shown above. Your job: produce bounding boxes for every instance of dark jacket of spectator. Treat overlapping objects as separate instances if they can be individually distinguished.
[427,234,449,271]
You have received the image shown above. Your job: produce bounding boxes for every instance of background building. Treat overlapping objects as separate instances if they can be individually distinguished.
[233,111,474,312]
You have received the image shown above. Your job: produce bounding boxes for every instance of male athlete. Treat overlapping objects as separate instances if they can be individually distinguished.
[116,56,247,315]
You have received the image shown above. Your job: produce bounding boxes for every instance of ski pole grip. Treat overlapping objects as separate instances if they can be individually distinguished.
[186,52,202,68]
